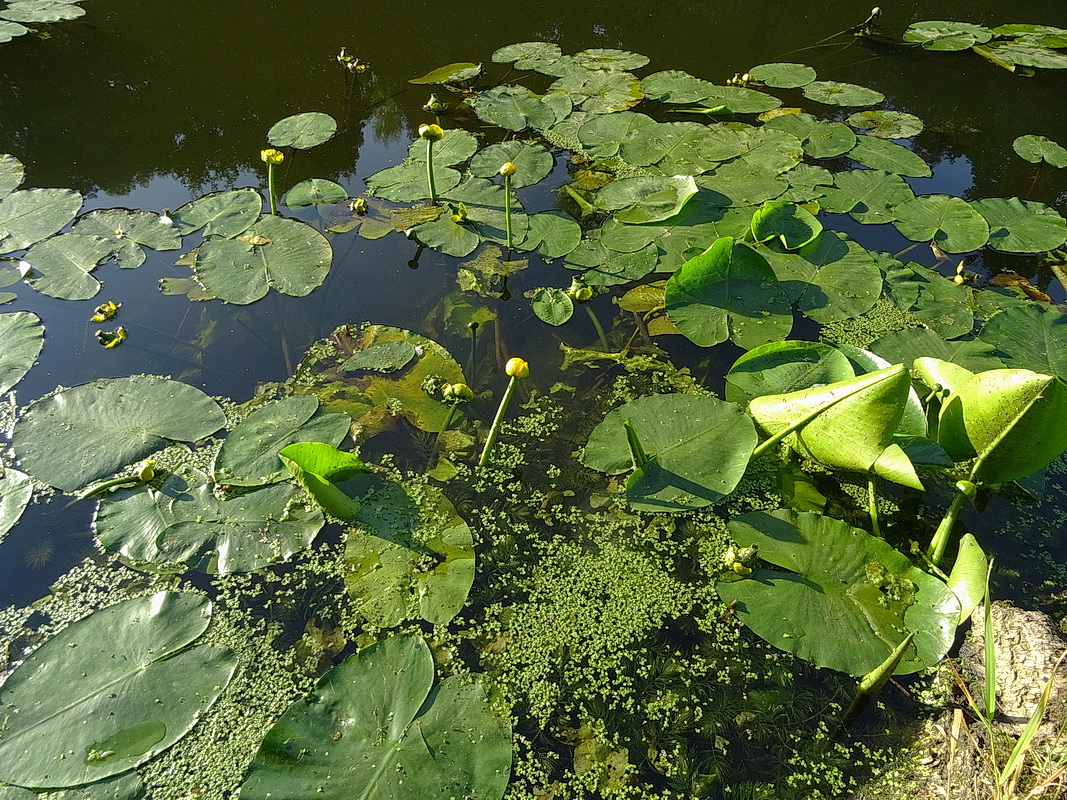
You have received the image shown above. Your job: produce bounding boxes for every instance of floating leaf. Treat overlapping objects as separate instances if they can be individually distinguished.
[573,48,649,71]
[0,153,25,198]
[777,163,834,203]
[620,121,742,174]
[906,264,975,338]
[699,160,788,207]
[409,61,483,85]
[172,189,261,238]
[750,200,822,249]
[531,287,574,325]
[576,111,656,158]
[596,175,697,224]
[820,169,915,224]
[74,208,182,252]
[1012,134,1067,168]
[517,210,582,259]
[983,43,1067,69]
[23,233,114,300]
[734,127,804,175]
[892,195,989,253]
[904,20,993,50]
[970,197,1067,253]
[13,376,226,493]
[549,70,643,114]
[0,188,82,253]
[848,135,931,177]
[267,112,338,150]
[725,341,854,406]
[212,395,350,486]
[845,110,924,139]
[763,113,856,158]
[640,70,717,103]
[665,236,793,350]
[406,129,479,167]
[0,1,84,23]
[364,161,462,203]
[240,635,511,800]
[95,467,325,573]
[978,305,1067,381]
[748,62,817,88]
[802,80,884,107]
[344,478,475,626]
[491,41,562,70]
[278,441,371,520]
[0,20,29,42]
[285,178,347,208]
[410,177,527,257]
[0,592,236,789]
[582,393,757,512]
[193,215,332,304]
[0,467,31,543]
[470,141,553,187]
[468,86,556,132]
[870,328,1004,373]
[0,310,43,393]
[342,340,418,373]
[718,510,959,675]
[564,236,658,286]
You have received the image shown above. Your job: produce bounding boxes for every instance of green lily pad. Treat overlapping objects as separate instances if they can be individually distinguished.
[665,236,793,350]
[564,237,658,286]
[517,210,582,259]
[0,153,25,198]
[531,286,574,326]
[870,328,1004,373]
[0,188,82,253]
[848,135,931,177]
[777,163,834,203]
[23,233,114,300]
[342,340,418,373]
[470,141,554,188]
[724,341,855,406]
[0,467,32,544]
[406,129,479,167]
[12,375,226,493]
[344,477,475,626]
[750,200,822,249]
[572,48,649,71]
[903,20,994,50]
[0,20,29,41]
[820,169,915,224]
[0,592,237,789]
[640,70,718,103]
[95,467,325,573]
[983,43,1067,69]
[72,209,182,269]
[0,1,84,23]
[734,127,804,175]
[409,61,483,85]
[0,310,43,393]
[285,178,347,208]
[212,394,350,487]
[906,264,975,339]
[267,112,338,150]
[620,121,742,174]
[240,635,511,800]
[576,111,656,158]
[291,324,464,439]
[596,175,698,224]
[978,304,1067,382]
[468,86,556,132]
[410,177,527,257]
[845,110,925,139]
[582,393,757,512]
[970,197,1066,253]
[763,113,856,158]
[802,80,884,107]
[691,85,783,115]
[172,189,262,238]
[718,510,959,675]
[549,70,643,114]
[892,195,989,253]
[749,62,817,88]
[699,160,788,206]
[193,215,333,304]
[1012,134,1067,168]
[491,41,562,70]
[364,162,462,203]
[279,441,372,521]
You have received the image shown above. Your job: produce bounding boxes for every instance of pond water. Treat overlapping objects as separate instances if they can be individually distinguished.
[2,0,1067,797]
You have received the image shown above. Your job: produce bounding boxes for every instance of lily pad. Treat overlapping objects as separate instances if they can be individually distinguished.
[907,264,975,339]
[0,467,32,543]
[492,41,562,70]
[573,48,649,71]
[406,129,479,167]
[820,169,915,224]
[596,175,698,224]
[1012,134,1067,168]
[978,305,1067,381]
[517,210,582,259]
[577,111,656,158]
[0,1,84,23]
[0,310,43,393]
[410,177,528,256]
[848,135,931,177]
[763,113,856,159]
[983,43,1067,69]
[0,20,28,41]
[23,233,115,300]
[549,70,643,114]
[564,236,658,286]
[172,189,262,238]
[724,341,855,406]
[0,592,237,789]
[970,197,1067,253]
[692,85,783,115]
[640,70,718,104]
[470,141,554,188]
[699,160,788,207]
[72,209,182,269]
[285,178,348,208]
[870,328,1004,373]
[409,61,483,85]
[748,62,817,88]
[582,392,757,512]
[734,127,805,175]
[892,195,989,253]
[279,441,372,521]
[267,112,337,150]
[620,121,742,175]
[531,287,574,326]
[12,375,226,493]
[903,20,994,50]
[212,395,350,486]
[718,510,959,675]
[342,340,418,373]
[802,80,884,107]
[193,215,332,304]
[665,236,793,350]
[750,200,822,249]
[0,153,25,198]
[0,188,82,253]
[364,162,462,204]
[469,86,556,132]
[239,635,511,800]
[344,477,475,626]
[846,110,924,139]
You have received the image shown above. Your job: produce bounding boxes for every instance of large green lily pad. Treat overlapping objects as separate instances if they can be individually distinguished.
[970,197,1066,253]
[172,189,262,238]
[640,70,718,103]
[239,635,511,800]
[978,305,1067,382]
[518,210,582,259]
[0,188,82,253]
[620,121,742,174]
[406,129,479,167]
[0,153,25,198]
[0,1,84,23]
[846,110,924,139]
[904,20,994,50]
[193,215,332,304]
[820,169,915,224]
[470,141,553,188]
[267,112,338,150]
[870,328,1004,373]
[23,233,114,300]
[13,376,226,492]
[762,113,856,159]
[892,195,989,253]
[549,70,643,114]
[72,209,182,269]
[748,62,817,88]
[1012,134,1067,168]
[848,135,931,177]
[0,467,32,543]
[285,178,348,208]
[582,392,757,512]
[596,175,697,224]
[492,41,562,70]
[724,341,855,407]
[0,592,237,789]
[365,162,462,203]
[410,177,528,257]
[802,81,884,107]
[717,510,960,675]
[469,86,556,132]
[344,476,475,626]
[0,310,43,393]
[750,200,822,249]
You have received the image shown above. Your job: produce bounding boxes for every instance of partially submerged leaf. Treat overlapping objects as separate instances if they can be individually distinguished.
[595,175,697,224]
[0,310,43,393]
[285,178,348,208]
[409,62,483,85]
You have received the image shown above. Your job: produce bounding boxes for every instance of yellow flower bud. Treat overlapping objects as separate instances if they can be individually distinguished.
[418,123,444,142]
[444,382,474,401]
[499,161,517,177]
[505,357,530,379]
[260,148,284,165]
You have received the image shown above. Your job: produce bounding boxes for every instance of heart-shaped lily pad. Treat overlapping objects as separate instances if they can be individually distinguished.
[0,310,43,393]
[267,112,338,150]
[892,195,989,253]
[0,188,82,253]
[172,189,262,238]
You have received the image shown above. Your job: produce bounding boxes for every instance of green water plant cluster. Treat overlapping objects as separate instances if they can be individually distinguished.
[0,0,85,43]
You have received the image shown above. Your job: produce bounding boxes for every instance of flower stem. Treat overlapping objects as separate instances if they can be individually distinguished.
[267,163,278,215]
[426,139,438,205]
[584,305,609,351]
[504,173,513,250]
[868,476,881,538]
[927,486,969,566]
[478,376,518,467]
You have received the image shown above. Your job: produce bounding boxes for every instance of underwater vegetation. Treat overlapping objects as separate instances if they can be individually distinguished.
[2,8,1067,800]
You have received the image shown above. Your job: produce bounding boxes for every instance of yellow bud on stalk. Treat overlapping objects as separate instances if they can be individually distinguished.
[499,161,517,177]
[260,148,284,165]
[505,357,530,379]
[418,123,444,142]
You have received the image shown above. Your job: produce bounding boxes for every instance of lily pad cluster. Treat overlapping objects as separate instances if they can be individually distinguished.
[901,21,1067,73]
[0,0,85,42]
